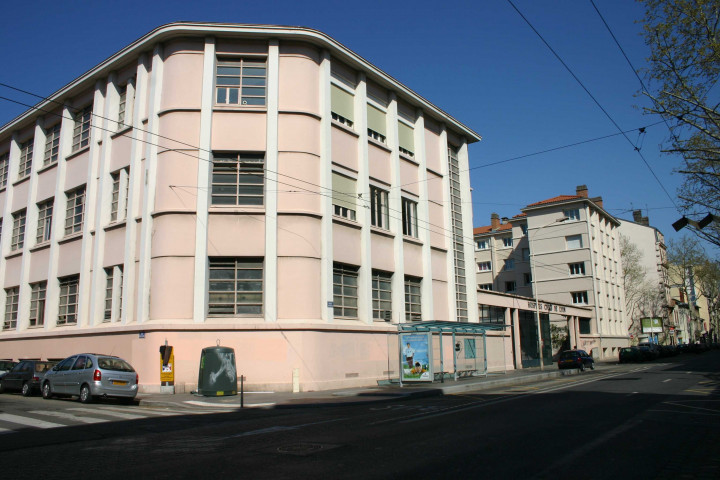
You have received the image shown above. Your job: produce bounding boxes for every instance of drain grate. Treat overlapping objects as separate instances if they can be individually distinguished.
[275,443,341,456]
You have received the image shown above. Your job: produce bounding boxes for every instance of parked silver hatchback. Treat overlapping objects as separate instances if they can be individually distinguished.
[42,354,138,403]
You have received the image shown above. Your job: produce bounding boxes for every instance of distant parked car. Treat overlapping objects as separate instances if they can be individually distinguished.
[637,343,660,361]
[659,345,677,357]
[42,353,138,403]
[619,346,643,363]
[558,350,595,371]
[0,360,56,396]
[677,343,690,354]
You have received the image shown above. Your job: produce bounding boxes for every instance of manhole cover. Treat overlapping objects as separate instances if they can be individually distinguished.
[276,443,341,456]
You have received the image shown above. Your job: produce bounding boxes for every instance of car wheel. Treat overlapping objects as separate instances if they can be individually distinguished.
[579,363,585,372]
[42,382,53,399]
[21,382,31,397]
[0,380,4,394]
[79,384,93,404]
[590,362,595,370]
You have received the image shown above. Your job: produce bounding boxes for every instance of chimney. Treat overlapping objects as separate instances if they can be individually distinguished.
[591,196,603,208]
[576,185,588,198]
[491,213,500,229]
[633,210,642,222]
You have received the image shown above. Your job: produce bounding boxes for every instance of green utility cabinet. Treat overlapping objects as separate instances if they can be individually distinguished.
[197,346,237,396]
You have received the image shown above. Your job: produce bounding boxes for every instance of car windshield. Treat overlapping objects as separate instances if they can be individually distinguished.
[35,362,54,373]
[98,357,135,372]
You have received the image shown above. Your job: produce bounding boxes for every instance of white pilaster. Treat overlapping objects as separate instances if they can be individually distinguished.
[137,44,164,324]
[0,135,21,330]
[387,93,405,323]
[414,109,434,321]
[122,54,149,325]
[264,39,279,323]
[193,37,216,324]
[354,73,372,324]
[319,51,334,323]
[439,125,457,321]
[458,140,479,324]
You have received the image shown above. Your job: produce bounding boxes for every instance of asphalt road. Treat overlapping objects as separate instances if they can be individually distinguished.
[2,352,719,479]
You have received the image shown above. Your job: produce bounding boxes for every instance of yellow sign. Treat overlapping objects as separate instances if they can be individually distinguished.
[160,349,174,383]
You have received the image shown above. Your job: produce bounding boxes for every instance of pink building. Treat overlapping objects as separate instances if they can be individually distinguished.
[0,23,481,393]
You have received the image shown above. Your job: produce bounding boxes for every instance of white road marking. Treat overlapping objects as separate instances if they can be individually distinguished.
[28,410,105,424]
[184,400,274,408]
[67,407,147,420]
[663,379,672,383]
[228,417,348,438]
[0,413,65,429]
[0,427,13,434]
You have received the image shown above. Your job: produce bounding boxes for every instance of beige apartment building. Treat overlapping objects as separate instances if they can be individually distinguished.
[474,185,629,359]
[0,23,481,393]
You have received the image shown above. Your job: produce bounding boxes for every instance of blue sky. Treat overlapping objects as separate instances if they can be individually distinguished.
[0,1,692,248]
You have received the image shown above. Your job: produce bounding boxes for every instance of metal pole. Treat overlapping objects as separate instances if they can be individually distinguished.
[529,230,544,371]
[439,332,444,383]
[452,331,458,381]
[240,375,244,408]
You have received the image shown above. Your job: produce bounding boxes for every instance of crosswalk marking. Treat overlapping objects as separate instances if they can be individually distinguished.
[0,413,65,429]
[29,410,106,424]
[67,407,147,420]
[0,427,12,434]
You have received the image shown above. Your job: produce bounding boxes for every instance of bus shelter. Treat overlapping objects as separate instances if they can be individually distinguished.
[397,321,507,385]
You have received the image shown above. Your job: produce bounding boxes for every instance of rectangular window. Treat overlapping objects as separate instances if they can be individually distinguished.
[332,172,357,221]
[503,258,514,271]
[0,151,8,187]
[370,186,389,229]
[402,198,418,238]
[11,209,26,251]
[479,283,493,291]
[564,209,581,221]
[331,84,354,127]
[104,268,114,321]
[72,105,92,152]
[476,239,489,250]
[208,258,264,316]
[215,58,267,106]
[398,121,414,157]
[579,318,591,334]
[524,272,532,285]
[18,138,33,179]
[405,276,422,321]
[521,224,528,235]
[569,262,586,276]
[478,262,491,272]
[505,281,516,292]
[3,287,19,330]
[65,187,85,235]
[502,236,513,248]
[36,199,53,244]
[367,104,386,143]
[372,270,392,321]
[212,152,265,206]
[333,263,358,318]
[479,304,505,323]
[566,234,583,250]
[522,248,530,261]
[110,172,120,222]
[58,275,79,325]
[117,84,127,129]
[572,291,589,305]
[29,281,47,327]
[44,124,61,166]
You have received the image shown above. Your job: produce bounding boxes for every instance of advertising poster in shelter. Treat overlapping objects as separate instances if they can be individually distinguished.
[399,333,432,382]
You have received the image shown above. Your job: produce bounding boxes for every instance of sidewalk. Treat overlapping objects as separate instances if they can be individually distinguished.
[137,360,618,410]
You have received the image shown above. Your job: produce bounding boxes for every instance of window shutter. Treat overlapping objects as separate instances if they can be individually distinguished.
[398,121,414,153]
[367,105,386,135]
[332,172,357,210]
[331,85,354,121]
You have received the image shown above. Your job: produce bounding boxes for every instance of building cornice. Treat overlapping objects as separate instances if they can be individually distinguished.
[1,22,481,143]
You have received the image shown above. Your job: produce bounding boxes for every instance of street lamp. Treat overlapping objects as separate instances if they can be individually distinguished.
[529,217,568,370]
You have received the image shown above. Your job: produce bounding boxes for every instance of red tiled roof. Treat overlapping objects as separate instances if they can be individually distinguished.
[526,195,581,207]
[473,223,513,235]
[513,213,527,218]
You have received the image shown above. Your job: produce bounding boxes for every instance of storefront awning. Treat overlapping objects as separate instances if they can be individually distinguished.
[398,321,507,334]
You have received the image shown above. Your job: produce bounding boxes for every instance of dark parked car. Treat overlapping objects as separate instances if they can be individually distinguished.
[0,360,56,396]
[558,350,595,371]
[637,343,660,361]
[0,360,17,376]
[619,346,643,363]
[42,353,138,403]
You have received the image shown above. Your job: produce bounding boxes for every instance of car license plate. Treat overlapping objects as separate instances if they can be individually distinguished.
[112,380,127,386]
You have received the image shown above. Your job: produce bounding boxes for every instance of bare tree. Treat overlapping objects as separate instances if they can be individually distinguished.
[639,0,720,247]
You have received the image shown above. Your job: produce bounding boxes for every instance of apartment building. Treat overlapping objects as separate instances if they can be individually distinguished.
[617,210,671,343]
[474,185,629,358]
[0,23,480,392]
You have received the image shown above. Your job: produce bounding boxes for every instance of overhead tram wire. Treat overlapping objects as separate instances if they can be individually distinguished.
[506,0,679,211]
[0,93,485,252]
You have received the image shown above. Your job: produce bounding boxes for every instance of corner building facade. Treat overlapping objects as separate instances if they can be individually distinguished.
[0,23,480,392]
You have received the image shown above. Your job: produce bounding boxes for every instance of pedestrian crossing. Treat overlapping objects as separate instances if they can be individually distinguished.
[0,404,234,435]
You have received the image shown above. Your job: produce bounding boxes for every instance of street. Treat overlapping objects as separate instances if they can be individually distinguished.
[2,352,719,479]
